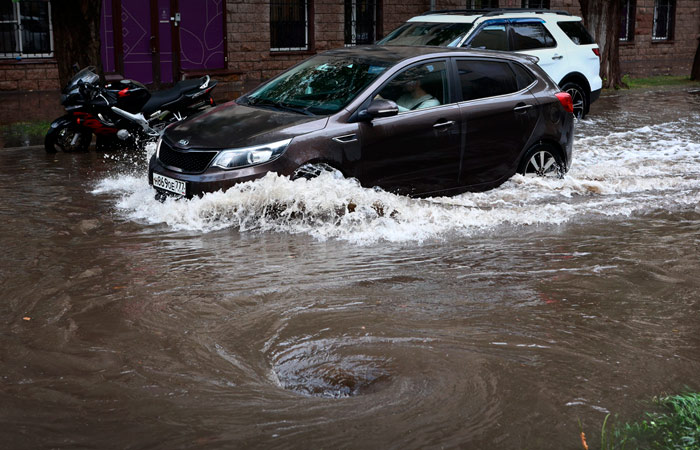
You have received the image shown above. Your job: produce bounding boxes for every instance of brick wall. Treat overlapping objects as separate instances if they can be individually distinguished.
[225,0,430,87]
[618,0,699,76]
[0,60,60,92]
[223,0,698,84]
[1,0,698,93]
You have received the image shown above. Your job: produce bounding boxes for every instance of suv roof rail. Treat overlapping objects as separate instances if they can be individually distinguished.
[421,8,571,17]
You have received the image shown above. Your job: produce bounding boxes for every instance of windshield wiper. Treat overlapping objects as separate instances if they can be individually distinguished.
[246,97,314,116]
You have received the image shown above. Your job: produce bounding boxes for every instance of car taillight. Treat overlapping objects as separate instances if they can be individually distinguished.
[592,48,600,58]
[555,92,574,114]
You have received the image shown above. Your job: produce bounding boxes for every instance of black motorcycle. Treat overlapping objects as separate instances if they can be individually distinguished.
[45,66,217,152]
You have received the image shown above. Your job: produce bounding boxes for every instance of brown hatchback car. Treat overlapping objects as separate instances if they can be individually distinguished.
[149,46,574,199]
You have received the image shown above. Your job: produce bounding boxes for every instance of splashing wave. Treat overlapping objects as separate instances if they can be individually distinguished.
[94,115,700,243]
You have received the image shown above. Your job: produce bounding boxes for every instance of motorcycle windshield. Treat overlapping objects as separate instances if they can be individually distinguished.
[64,67,100,93]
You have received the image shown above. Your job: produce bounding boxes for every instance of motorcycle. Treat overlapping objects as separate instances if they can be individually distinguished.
[45,66,217,152]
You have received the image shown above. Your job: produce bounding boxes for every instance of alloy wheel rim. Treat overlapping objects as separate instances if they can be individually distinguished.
[525,150,559,177]
[566,87,585,118]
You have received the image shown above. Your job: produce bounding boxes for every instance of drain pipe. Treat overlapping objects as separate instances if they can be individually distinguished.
[430,0,435,10]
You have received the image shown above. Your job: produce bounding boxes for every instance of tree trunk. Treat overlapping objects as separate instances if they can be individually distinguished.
[691,37,700,81]
[579,0,626,89]
[51,0,103,88]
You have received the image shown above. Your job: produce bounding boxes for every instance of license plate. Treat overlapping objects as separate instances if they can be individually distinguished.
[152,172,186,196]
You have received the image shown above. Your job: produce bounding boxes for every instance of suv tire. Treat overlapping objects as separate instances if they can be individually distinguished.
[561,81,587,119]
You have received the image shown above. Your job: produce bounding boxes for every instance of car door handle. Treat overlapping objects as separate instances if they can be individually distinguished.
[552,54,564,60]
[514,104,534,113]
[433,120,455,129]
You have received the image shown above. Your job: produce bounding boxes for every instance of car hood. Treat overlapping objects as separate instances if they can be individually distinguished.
[164,101,329,149]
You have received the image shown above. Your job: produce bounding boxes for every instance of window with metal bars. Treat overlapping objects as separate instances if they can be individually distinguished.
[620,0,636,42]
[345,0,377,46]
[467,0,499,8]
[270,0,310,51]
[0,0,53,58]
[521,0,550,8]
[652,0,674,40]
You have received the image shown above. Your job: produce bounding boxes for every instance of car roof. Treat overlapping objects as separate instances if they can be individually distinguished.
[322,45,539,66]
[408,9,581,24]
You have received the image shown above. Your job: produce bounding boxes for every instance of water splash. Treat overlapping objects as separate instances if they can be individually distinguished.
[94,114,700,244]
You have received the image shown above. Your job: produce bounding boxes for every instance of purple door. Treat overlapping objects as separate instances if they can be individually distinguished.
[178,0,225,71]
[156,0,174,83]
[121,0,153,84]
[100,0,224,84]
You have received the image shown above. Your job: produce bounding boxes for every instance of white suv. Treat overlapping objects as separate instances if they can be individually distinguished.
[378,9,602,118]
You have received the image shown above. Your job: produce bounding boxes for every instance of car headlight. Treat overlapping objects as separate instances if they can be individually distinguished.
[156,138,163,158]
[212,138,292,170]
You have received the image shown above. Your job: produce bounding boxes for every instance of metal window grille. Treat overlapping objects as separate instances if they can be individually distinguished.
[345,0,376,46]
[620,0,635,41]
[652,0,673,40]
[521,0,550,8]
[0,0,53,58]
[270,0,309,51]
[467,0,499,8]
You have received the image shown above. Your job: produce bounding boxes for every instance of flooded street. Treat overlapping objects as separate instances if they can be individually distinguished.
[1,87,699,449]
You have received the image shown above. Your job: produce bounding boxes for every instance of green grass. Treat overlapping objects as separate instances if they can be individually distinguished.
[596,393,700,450]
[0,120,51,147]
[621,75,700,89]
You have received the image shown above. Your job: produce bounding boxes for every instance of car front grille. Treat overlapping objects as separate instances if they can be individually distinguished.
[158,141,218,173]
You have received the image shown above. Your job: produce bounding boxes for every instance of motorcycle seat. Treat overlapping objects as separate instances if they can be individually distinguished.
[142,78,206,116]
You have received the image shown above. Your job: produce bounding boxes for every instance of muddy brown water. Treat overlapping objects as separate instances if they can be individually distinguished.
[1,86,699,449]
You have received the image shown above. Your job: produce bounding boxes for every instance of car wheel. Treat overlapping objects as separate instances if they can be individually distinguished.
[292,163,344,180]
[518,145,565,178]
[45,124,91,153]
[561,82,586,119]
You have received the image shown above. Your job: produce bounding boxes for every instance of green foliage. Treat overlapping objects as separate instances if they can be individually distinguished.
[0,121,51,148]
[620,75,700,89]
[598,393,700,450]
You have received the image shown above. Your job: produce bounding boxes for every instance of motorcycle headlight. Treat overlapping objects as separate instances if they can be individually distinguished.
[212,138,292,170]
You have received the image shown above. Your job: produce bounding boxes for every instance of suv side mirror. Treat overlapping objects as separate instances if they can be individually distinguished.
[358,99,399,121]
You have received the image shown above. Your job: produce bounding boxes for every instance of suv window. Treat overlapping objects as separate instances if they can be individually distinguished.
[556,21,594,45]
[510,22,556,50]
[377,61,448,113]
[457,60,518,101]
[377,22,473,47]
[467,24,508,51]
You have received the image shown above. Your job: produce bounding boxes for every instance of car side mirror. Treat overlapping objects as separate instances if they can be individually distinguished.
[358,99,399,121]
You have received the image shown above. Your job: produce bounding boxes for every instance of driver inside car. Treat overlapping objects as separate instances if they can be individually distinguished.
[375,63,442,112]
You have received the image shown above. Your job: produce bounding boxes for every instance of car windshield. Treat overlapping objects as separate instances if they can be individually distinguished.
[241,55,390,115]
[377,22,473,47]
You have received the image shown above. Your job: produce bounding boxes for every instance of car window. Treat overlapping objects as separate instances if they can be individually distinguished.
[377,22,473,47]
[557,21,595,45]
[457,60,519,101]
[510,22,556,51]
[467,24,508,51]
[510,62,536,90]
[243,54,390,115]
[376,61,448,113]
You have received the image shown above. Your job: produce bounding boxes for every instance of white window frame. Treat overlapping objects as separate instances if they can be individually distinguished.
[270,0,309,52]
[344,0,377,47]
[0,1,54,59]
[652,0,673,41]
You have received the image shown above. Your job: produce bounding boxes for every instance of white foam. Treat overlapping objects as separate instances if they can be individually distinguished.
[94,114,700,244]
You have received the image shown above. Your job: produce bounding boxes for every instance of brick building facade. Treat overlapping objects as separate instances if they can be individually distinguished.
[0,0,698,92]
